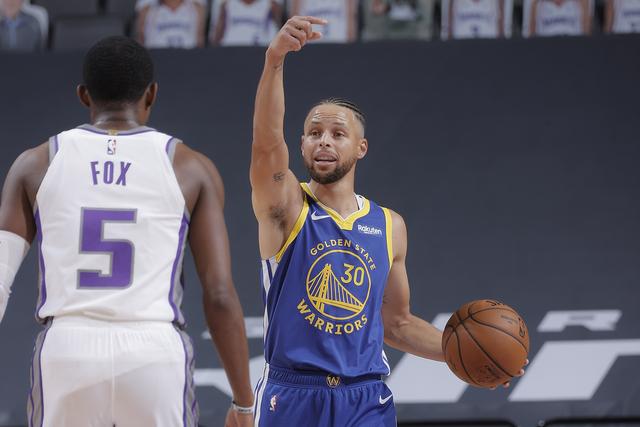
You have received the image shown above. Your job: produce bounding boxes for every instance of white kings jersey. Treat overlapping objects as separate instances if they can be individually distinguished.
[221,0,277,46]
[534,0,585,35]
[34,125,189,325]
[144,0,200,48]
[295,0,350,43]
[450,0,501,38]
[611,0,640,32]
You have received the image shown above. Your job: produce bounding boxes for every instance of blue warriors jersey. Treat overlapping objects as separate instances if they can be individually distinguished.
[260,183,394,377]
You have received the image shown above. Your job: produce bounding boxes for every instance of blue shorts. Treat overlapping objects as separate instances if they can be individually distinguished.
[254,365,397,427]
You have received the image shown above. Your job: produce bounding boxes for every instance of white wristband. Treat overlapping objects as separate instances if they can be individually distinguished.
[231,400,254,415]
[0,230,30,324]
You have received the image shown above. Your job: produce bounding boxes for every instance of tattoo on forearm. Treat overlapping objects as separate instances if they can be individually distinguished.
[273,172,285,182]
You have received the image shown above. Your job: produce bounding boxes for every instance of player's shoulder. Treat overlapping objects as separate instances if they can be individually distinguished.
[6,142,50,199]
[173,142,224,198]
[379,206,407,238]
[376,205,405,228]
[13,142,49,175]
[174,143,222,179]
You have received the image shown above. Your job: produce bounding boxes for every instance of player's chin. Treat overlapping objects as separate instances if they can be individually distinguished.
[310,169,340,185]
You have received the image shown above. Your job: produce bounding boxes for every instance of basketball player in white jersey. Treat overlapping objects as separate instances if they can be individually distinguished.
[442,0,511,39]
[136,0,206,48]
[289,0,358,42]
[211,0,282,46]
[0,37,253,427]
[605,0,640,33]
[527,0,591,36]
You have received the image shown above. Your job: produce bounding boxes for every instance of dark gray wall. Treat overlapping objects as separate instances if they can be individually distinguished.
[0,35,639,426]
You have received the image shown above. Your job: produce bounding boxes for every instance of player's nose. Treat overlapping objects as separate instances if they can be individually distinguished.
[319,131,332,146]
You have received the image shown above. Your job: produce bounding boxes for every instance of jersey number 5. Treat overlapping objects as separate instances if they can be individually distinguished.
[78,208,137,289]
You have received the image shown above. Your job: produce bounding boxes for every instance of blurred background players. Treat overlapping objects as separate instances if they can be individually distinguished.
[288,0,358,43]
[362,0,435,40]
[0,0,42,51]
[441,0,513,39]
[524,0,593,36]
[136,0,206,48]
[604,0,640,33]
[210,0,282,46]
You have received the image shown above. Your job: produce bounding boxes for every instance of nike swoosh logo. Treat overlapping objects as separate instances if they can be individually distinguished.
[311,211,331,220]
[379,394,392,405]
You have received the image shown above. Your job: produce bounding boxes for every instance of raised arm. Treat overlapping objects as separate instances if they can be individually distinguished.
[381,210,445,362]
[250,16,325,258]
[173,144,253,426]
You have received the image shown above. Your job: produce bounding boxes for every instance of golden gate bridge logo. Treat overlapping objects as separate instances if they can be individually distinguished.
[305,250,371,321]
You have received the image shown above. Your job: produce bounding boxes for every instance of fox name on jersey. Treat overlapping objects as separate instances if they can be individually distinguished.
[35,124,189,325]
[90,160,132,186]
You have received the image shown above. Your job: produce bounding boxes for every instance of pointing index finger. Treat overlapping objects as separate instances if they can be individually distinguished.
[300,16,328,25]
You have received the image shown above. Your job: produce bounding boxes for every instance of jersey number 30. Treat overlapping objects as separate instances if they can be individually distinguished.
[78,208,137,289]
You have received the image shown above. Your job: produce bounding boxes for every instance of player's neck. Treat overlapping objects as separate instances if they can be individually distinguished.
[91,111,144,131]
[308,178,359,218]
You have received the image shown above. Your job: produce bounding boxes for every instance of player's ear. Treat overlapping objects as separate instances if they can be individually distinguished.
[77,85,91,108]
[356,138,368,160]
[145,82,158,109]
[300,134,305,154]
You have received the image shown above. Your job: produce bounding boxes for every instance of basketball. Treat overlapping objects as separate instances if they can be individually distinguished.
[442,299,529,388]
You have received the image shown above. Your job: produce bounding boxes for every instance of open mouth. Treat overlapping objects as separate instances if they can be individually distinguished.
[314,153,337,165]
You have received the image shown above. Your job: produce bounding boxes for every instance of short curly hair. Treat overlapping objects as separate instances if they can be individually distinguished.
[83,36,154,105]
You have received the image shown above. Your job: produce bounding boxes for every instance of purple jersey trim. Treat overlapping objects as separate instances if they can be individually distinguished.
[28,321,52,427]
[76,124,156,135]
[176,327,197,426]
[165,136,176,153]
[169,215,189,323]
[179,332,188,427]
[34,211,47,322]
[47,135,59,166]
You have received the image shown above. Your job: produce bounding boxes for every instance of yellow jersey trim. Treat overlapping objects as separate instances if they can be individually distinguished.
[382,207,394,268]
[275,195,310,262]
[301,183,370,231]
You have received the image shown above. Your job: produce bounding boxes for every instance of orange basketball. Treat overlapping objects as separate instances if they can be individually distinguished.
[442,299,529,388]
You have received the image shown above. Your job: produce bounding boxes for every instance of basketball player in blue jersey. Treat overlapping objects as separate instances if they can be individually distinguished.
[0,37,253,427]
[250,17,524,426]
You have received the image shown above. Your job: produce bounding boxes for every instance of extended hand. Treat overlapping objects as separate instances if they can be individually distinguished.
[266,16,327,64]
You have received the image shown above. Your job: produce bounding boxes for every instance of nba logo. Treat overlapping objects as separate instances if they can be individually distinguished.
[107,139,117,155]
[269,395,277,412]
